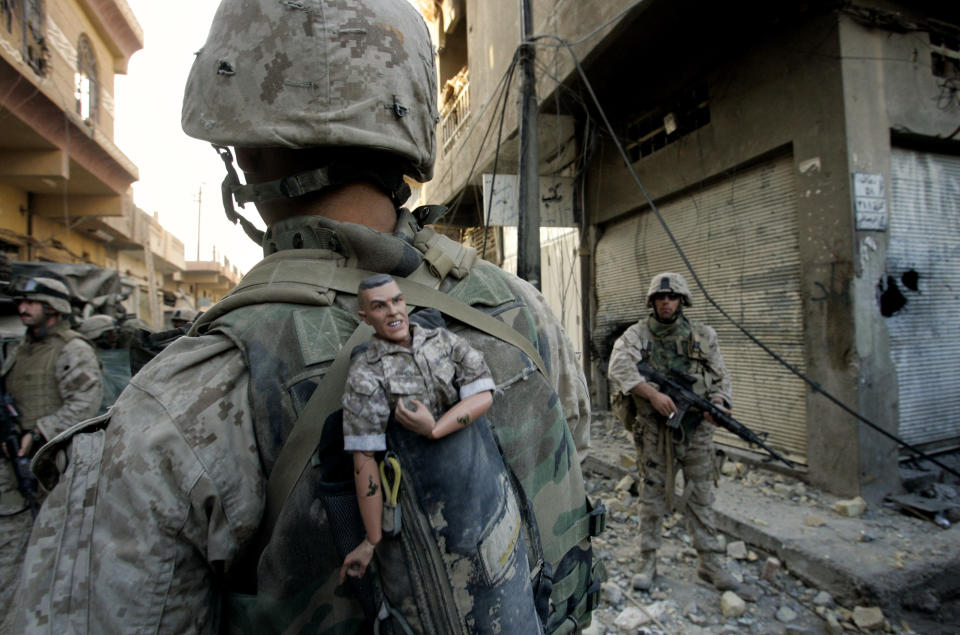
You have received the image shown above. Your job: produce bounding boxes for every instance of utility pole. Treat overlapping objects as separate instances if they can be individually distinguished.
[517,0,541,290]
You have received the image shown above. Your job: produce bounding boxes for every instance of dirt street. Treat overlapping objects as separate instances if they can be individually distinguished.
[582,413,960,634]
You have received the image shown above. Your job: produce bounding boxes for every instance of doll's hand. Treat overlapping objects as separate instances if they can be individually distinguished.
[339,538,376,584]
[395,399,436,438]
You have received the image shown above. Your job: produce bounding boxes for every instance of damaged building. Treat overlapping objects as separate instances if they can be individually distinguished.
[416,0,960,500]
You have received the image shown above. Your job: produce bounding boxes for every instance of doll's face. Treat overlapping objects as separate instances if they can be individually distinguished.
[358,280,411,346]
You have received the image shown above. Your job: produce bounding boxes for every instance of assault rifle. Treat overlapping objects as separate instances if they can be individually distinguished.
[637,362,795,469]
[0,393,38,517]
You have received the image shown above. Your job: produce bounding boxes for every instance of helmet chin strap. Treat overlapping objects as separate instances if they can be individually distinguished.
[214,145,416,248]
[215,145,267,246]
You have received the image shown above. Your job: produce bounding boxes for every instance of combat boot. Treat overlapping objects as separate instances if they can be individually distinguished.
[697,552,738,591]
[632,550,657,591]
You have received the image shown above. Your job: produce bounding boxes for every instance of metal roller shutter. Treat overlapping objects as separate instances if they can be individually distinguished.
[594,153,807,463]
[887,148,960,448]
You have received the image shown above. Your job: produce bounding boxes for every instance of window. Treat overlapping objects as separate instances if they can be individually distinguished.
[76,34,98,123]
[624,82,710,162]
[23,0,47,76]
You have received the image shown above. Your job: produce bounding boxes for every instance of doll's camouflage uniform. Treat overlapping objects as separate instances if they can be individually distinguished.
[607,272,734,588]
[0,311,101,619]
[344,323,542,633]
[342,323,494,448]
[8,0,600,632]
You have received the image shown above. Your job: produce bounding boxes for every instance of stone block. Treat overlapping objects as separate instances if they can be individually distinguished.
[833,496,868,517]
[727,540,748,559]
[853,606,885,631]
[720,591,747,618]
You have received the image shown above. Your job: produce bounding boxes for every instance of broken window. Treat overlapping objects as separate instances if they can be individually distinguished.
[75,34,98,123]
[624,82,710,162]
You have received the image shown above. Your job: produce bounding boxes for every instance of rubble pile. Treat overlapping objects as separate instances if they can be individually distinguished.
[580,414,960,634]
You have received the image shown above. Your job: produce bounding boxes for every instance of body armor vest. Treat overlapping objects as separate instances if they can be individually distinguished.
[639,315,710,435]
[202,228,601,633]
[4,322,81,430]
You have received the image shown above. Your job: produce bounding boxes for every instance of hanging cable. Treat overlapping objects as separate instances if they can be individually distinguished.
[526,32,960,480]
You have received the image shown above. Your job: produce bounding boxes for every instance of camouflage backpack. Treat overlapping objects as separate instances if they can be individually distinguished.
[184,222,605,633]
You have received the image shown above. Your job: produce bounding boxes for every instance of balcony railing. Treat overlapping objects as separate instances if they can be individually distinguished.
[440,79,470,153]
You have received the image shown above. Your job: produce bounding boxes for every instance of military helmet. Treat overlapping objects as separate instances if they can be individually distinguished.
[10,276,72,315]
[646,272,693,307]
[171,307,198,324]
[182,0,438,183]
[78,314,116,340]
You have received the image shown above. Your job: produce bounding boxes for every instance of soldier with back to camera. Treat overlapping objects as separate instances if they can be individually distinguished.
[608,272,737,592]
[10,1,601,633]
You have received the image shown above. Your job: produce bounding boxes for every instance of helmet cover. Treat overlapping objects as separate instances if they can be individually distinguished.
[182,0,439,182]
[11,276,72,315]
[646,272,693,307]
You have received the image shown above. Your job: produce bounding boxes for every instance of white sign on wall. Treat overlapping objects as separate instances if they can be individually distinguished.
[853,172,888,231]
[481,174,576,227]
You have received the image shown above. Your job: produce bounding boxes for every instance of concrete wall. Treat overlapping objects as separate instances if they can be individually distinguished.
[585,6,960,497]
[585,12,865,495]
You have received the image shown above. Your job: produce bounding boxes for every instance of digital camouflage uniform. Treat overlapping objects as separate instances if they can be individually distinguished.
[10,223,596,634]
[342,323,495,450]
[0,320,102,619]
[607,315,732,555]
[343,324,543,633]
[8,0,600,631]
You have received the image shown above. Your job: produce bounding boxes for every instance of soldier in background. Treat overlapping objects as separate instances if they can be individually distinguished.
[608,272,738,591]
[78,314,131,415]
[10,1,598,633]
[0,276,102,616]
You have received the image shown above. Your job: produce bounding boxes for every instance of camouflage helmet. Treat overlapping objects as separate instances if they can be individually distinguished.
[646,272,693,307]
[171,307,198,324]
[181,0,438,183]
[78,314,117,340]
[10,276,72,315]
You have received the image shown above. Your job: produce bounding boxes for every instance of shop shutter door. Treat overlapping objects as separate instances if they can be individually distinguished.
[595,153,806,463]
[887,148,960,448]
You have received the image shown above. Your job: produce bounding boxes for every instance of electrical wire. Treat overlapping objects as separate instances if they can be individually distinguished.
[526,32,960,480]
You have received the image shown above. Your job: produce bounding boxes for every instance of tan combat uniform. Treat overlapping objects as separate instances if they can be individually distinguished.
[0,320,102,619]
[608,315,732,554]
[342,323,495,450]
[10,229,593,633]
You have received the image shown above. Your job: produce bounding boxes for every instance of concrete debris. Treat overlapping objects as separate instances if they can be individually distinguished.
[581,413,960,634]
[720,591,746,618]
[833,496,868,517]
[853,605,885,631]
[613,606,645,630]
[825,612,843,634]
[804,513,827,527]
[776,605,798,622]
[601,581,623,606]
[721,461,738,477]
[813,590,834,607]
[726,540,748,559]
[773,482,793,497]
[615,474,635,492]
[761,556,781,582]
